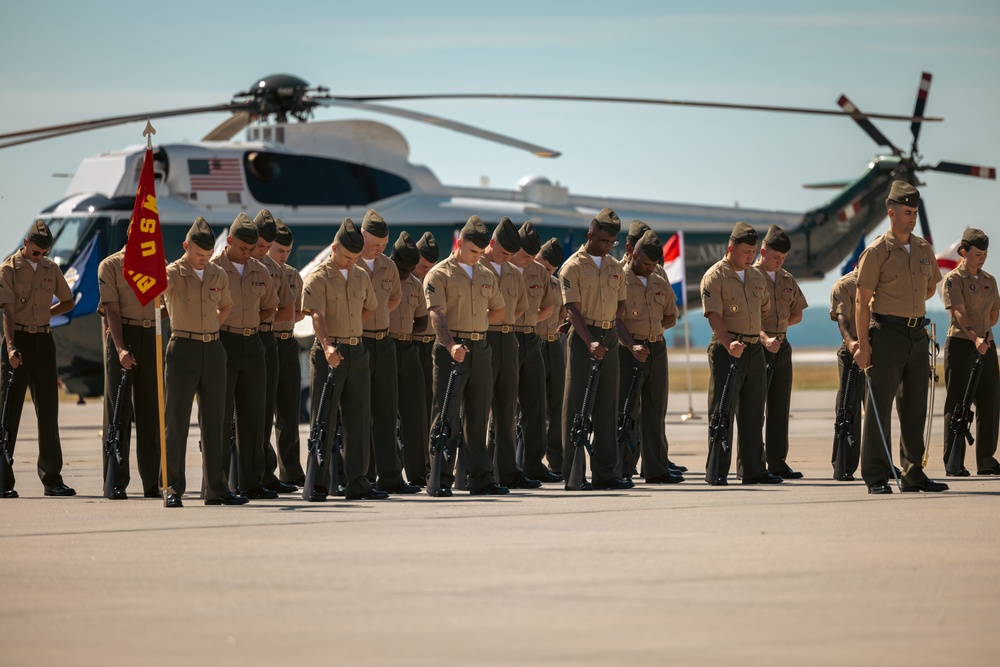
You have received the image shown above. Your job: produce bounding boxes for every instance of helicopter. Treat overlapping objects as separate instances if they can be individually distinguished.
[0,73,994,397]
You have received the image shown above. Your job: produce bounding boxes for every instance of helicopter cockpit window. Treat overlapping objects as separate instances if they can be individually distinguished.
[243,152,411,206]
[46,216,98,268]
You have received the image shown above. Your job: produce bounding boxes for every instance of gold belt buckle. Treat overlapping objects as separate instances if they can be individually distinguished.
[471,333,482,341]
[602,321,612,330]
[907,317,918,328]
[243,328,252,336]
[502,325,511,334]
[142,319,153,328]
[377,331,386,340]
[27,325,37,333]
[201,333,212,343]
[349,337,359,346]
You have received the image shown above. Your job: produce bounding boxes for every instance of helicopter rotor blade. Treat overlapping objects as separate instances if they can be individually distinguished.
[917,199,933,247]
[336,93,940,123]
[312,98,561,158]
[836,95,903,155]
[928,161,997,179]
[909,72,932,154]
[202,111,253,141]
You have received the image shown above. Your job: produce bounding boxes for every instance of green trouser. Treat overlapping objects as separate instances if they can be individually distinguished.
[488,331,521,484]
[517,331,549,478]
[831,344,864,478]
[274,335,305,483]
[364,335,404,488]
[309,342,372,498]
[395,339,429,483]
[220,332,266,493]
[542,337,565,472]
[943,337,1000,472]
[0,333,66,492]
[257,330,281,487]
[617,340,671,480]
[764,338,794,474]
[163,337,228,499]
[706,338,767,482]
[860,321,929,487]
[562,325,620,484]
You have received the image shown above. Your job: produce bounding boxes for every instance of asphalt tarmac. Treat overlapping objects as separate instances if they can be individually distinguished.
[2,388,998,666]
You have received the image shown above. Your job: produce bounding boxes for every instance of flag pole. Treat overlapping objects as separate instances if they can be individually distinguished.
[678,231,698,421]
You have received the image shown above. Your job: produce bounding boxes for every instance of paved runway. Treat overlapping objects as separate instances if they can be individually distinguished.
[2,389,998,666]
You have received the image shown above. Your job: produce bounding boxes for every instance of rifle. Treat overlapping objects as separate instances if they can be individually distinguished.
[706,358,739,483]
[567,358,602,490]
[227,410,240,495]
[862,367,903,492]
[0,367,15,494]
[454,408,468,491]
[617,362,644,455]
[428,360,461,496]
[922,323,940,467]
[395,416,405,455]
[832,354,861,478]
[103,348,135,499]
[514,410,525,470]
[328,415,343,495]
[302,365,337,500]
[947,352,985,472]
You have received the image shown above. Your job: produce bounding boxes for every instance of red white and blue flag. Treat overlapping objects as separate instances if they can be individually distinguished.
[188,157,243,191]
[662,231,685,308]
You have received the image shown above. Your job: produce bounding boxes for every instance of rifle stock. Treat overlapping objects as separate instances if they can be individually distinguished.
[706,358,739,483]
[303,366,336,500]
[227,410,240,495]
[0,368,14,494]
[428,361,460,496]
[566,359,601,490]
[948,352,985,472]
[617,362,643,454]
[103,357,133,499]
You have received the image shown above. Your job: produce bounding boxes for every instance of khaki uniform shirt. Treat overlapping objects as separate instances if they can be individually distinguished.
[700,257,771,335]
[359,254,401,331]
[424,255,504,333]
[857,228,942,318]
[829,271,859,340]
[753,262,808,334]
[622,263,678,338]
[480,256,527,327]
[301,260,377,338]
[943,263,1000,340]
[0,252,72,326]
[389,273,427,336]
[273,263,301,333]
[210,253,278,330]
[97,249,156,321]
[536,275,566,338]
[559,246,626,323]
[163,258,232,334]
[259,254,292,324]
[515,261,555,328]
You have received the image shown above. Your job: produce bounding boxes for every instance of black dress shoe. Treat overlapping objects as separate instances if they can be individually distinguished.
[901,479,949,493]
[743,474,784,485]
[110,488,128,500]
[244,486,279,499]
[565,480,594,491]
[646,472,684,484]
[1,489,18,498]
[535,470,563,483]
[977,466,1000,476]
[834,473,856,482]
[144,490,161,498]
[206,491,249,506]
[592,477,635,490]
[945,468,970,477]
[408,477,426,488]
[264,480,299,494]
[307,489,328,502]
[44,484,76,497]
[505,472,542,489]
[868,481,893,495]
[164,493,183,508]
[776,468,804,480]
[285,478,306,487]
[706,477,728,486]
[381,481,421,494]
[346,487,391,500]
[667,460,688,473]
[470,482,510,496]
[428,486,452,497]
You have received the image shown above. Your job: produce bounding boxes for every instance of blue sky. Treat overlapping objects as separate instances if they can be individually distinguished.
[2,0,998,305]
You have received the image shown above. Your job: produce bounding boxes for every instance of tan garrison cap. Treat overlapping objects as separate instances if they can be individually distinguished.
[391,231,421,269]
[361,209,389,238]
[274,219,293,245]
[494,217,522,253]
[593,208,622,236]
[888,180,920,207]
[962,227,989,251]
[730,222,758,245]
[518,221,541,255]
[461,216,490,249]
[335,218,364,253]
[635,229,663,262]
[230,212,259,244]
[27,218,53,249]
[627,220,651,246]
[186,216,216,251]
[253,209,277,242]
[538,238,564,266]
[763,225,791,253]
[416,232,439,262]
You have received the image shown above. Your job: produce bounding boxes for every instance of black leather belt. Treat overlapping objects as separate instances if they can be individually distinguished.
[14,324,50,334]
[874,313,930,328]
[513,325,535,334]
[452,331,485,341]
[488,324,514,334]
[173,331,219,342]
[729,332,760,344]
[258,323,273,332]
[543,334,561,342]
[122,317,154,328]
[329,336,361,346]
[363,329,388,340]
[584,319,614,330]
[275,331,294,340]
[391,332,411,341]
[632,334,664,344]
[221,325,258,336]
[413,334,435,343]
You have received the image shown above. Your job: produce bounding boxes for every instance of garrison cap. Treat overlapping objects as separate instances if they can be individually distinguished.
[27,218,53,249]
[887,180,920,207]
[416,231,439,262]
[460,216,490,249]
[391,231,421,270]
[230,212,259,245]
[334,218,364,254]
[635,229,663,262]
[252,209,277,242]
[961,227,989,252]
[518,221,541,255]
[627,220,651,247]
[538,237,564,266]
[273,218,293,246]
[186,216,216,251]
[361,209,389,238]
[729,221,758,246]
[493,217,522,254]
[762,225,791,253]
[592,208,622,236]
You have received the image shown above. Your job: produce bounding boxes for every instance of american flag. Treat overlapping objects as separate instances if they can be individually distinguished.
[188,157,243,191]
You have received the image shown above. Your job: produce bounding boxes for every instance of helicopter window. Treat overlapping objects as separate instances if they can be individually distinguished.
[47,216,105,268]
[243,152,411,206]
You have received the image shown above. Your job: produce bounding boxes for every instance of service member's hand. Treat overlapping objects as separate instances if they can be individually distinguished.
[556,319,571,335]
[630,344,649,363]
[848,339,860,356]
[853,347,870,370]
[763,335,781,353]
[976,336,989,355]
[324,344,343,369]
[7,348,21,369]
[118,348,136,370]
[449,344,468,363]
[589,341,607,361]
[727,340,745,359]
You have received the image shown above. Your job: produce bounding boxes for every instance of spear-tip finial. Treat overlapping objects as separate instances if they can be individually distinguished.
[143,119,156,149]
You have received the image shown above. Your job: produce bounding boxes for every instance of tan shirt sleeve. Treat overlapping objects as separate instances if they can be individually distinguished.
[700,267,723,316]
